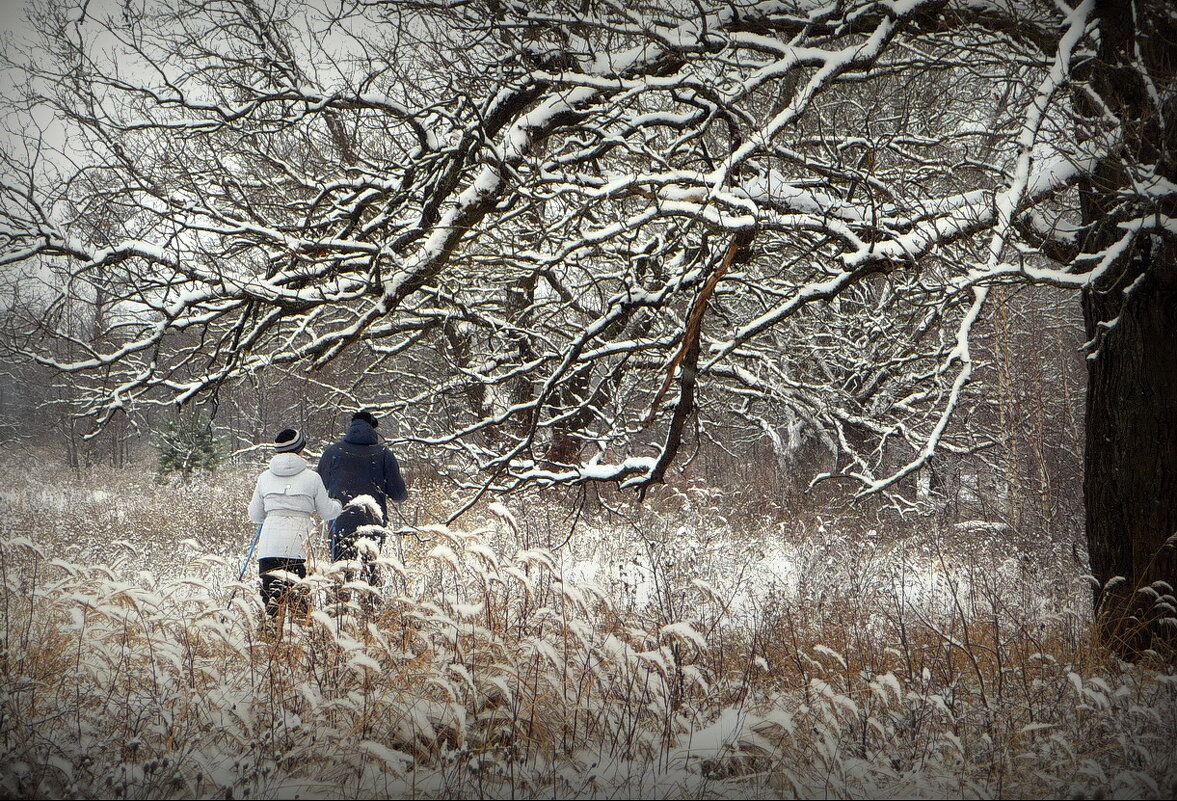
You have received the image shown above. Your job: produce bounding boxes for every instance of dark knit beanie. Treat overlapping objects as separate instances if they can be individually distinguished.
[352,410,379,429]
[274,428,306,454]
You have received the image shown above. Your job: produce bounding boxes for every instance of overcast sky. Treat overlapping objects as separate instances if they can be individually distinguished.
[0,0,28,40]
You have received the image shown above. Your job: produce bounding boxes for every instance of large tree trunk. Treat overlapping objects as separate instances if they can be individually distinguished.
[1081,0,1177,656]
[1083,244,1177,654]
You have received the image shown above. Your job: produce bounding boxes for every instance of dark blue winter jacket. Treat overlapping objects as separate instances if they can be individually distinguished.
[318,420,407,536]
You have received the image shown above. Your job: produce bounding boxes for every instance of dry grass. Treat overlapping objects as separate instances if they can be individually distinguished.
[1,454,1175,799]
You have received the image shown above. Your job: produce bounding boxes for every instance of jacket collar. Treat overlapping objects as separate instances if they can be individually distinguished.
[268,452,308,476]
[343,419,379,445]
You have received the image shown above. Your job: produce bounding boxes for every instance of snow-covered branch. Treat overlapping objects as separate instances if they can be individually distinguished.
[0,0,1114,498]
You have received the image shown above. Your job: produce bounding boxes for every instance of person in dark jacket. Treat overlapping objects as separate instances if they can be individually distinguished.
[318,409,407,587]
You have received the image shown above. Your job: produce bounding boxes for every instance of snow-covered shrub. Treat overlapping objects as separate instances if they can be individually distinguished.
[153,410,227,481]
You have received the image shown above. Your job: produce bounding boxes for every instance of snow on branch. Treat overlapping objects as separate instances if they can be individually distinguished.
[0,0,1105,499]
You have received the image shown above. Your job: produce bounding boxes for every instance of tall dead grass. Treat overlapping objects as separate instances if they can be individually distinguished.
[1,457,1175,798]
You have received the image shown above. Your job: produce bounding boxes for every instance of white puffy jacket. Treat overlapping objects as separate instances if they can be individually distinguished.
[248,453,342,559]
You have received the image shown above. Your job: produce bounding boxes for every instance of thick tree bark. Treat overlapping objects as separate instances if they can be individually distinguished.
[1081,0,1177,655]
[1083,244,1177,654]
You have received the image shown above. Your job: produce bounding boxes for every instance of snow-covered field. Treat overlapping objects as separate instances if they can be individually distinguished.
[2,455,1175,799]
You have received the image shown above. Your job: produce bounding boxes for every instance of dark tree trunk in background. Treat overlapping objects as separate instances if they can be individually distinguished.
[1081,0,1177,655]
[1083,246,1177,652]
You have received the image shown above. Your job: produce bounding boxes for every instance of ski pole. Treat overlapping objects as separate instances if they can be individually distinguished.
[226,523,263,610]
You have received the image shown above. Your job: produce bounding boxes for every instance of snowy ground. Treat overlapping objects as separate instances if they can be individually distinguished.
[2,455,1175,799]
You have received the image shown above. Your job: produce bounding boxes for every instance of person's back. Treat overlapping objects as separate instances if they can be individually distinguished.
[248,428,341,626]
[319,410,407,575]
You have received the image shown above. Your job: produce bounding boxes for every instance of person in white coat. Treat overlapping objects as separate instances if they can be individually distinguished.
[248,428,342,619]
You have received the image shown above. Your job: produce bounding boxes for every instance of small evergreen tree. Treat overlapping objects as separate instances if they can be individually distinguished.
[155,409,225,480]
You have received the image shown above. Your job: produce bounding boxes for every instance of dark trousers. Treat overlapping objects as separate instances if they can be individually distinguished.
[258,557,307,618]
[330,535,381,587]
[330,509,383,587]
